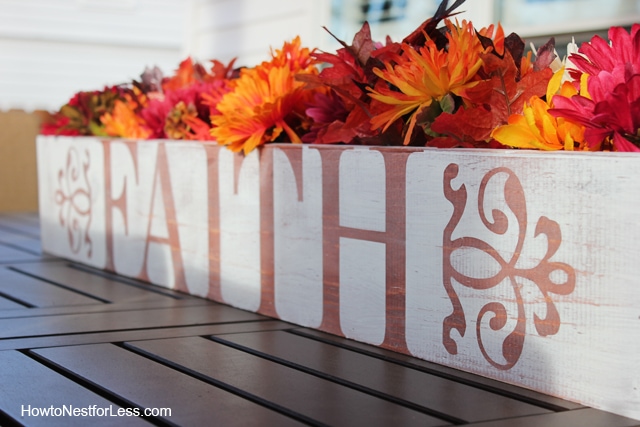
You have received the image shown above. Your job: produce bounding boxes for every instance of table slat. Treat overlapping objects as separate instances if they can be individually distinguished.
[11,263,181,304]
[0,245,41,264]
[0,305,266,340]
[464,408,640,427]
[0,320,293,351]
[31,344,306,427]
[0,350,151,427]
[215,330,550,423]
[0,268,102,307]
[126,336,450,427]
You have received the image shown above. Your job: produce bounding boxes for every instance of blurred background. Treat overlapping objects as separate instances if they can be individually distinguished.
[1,0,639,211]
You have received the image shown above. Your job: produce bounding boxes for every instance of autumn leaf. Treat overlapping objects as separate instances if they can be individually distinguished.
[431,49,553,143]
[403,0,467,49]
[533,37,557,71]
[431,104,496,142]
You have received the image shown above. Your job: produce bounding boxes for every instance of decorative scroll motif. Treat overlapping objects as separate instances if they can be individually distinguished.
[54,147,93,257]
[442,164,576,370]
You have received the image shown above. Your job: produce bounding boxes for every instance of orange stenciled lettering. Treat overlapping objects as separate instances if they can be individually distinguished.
[313,146,413,351]
[103,140,134,272]
[137,143,188,293]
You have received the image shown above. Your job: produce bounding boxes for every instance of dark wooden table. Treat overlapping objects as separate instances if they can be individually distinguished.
[0,213,637,427]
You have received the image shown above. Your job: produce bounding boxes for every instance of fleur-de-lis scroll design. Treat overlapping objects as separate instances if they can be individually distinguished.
[54,147,93,257]
[442,164,576,370]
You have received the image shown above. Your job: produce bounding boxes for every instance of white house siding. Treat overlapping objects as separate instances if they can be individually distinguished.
[0,0,502,112]
[2,0,630,112]
[186,0,332,69]
[0,0,187,111]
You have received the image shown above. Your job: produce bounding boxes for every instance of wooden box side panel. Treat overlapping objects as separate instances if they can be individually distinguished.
[36,137,640,421]
[37,136,107,267]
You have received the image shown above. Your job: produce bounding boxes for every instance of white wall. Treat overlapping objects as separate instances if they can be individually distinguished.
[2,0,635,112]
[185,0,332,68]
[0,0,187,111]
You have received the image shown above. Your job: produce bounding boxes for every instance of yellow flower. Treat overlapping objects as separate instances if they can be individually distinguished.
[368,19,485,145]
[491,68,587,150]
[210,37,319,154]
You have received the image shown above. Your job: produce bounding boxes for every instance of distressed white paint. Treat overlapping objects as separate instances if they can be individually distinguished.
[339,148,386,232]
[336,147,388,344]
[273,146,323,327]
[110,141,158,279]
[37,137,640,421]
[165,142,209,297]
[405,149,640,421]
[37,136,106,268]
[218,147,261,311]
[339,238,386,346]
[145,164,174,289]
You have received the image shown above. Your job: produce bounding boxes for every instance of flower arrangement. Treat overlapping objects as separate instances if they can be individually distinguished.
[41,0,640,153]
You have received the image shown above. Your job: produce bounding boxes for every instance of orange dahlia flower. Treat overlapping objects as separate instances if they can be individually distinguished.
[368,19,485,145]
[210,37,319,154]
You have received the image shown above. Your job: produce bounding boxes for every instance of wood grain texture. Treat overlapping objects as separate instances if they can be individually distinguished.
[0,320,292,351]
[11,263,183,304]
[0,213,634,426]
[0,297,213,320]
[0,245,41,264]
[0,268,102,307]
[31,343,305,427]
[463,408,640,427]
[0,350,151,426]
[125,336,449,427]
[289,328,585,411]
[0,229,45,255]
[0,295,27,310]
[35,137,640,423]
[214,330,550,423]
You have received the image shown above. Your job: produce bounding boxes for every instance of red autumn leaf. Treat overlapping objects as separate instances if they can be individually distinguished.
[322,22,376,69]
[533,37,557,71]
[468,51,552,122]
[313,50,366,97]
[403,0,467,49]
[209,58,239,80]
[431,48,552,143]
[431,106,497,142]
[351,22,377,67]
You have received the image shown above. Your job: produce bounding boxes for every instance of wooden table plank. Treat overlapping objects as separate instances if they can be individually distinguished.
[214,330,550,423]
[0,212,40,226]
[0,245,42,264]
[0,268,103,307]
[11,263,183,304]
[464,408,640,427]
[0,295,27,310]
[0,320,293,351]
[290,328,585,412]
[30,344,307,427]
[0,305,267,340]
[0,297,213,320]
[0,215,40,238]
[1,213,637,426]
[0,230,44,256]
[0,350,151,427]
[126,336,450,427]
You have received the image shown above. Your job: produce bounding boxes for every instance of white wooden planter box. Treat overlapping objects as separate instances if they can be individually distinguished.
[36,135,640,421]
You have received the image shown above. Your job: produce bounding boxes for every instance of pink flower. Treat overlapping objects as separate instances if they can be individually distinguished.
[550,24,640,151]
